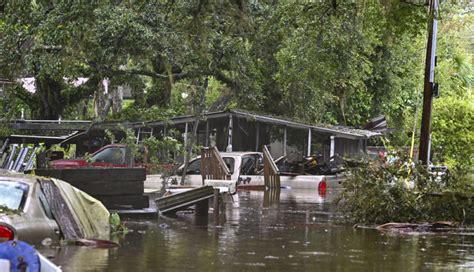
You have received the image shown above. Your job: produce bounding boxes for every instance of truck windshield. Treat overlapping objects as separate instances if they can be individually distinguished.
[0,180,29,211]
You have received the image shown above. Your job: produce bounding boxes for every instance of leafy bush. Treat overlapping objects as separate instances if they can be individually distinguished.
[109,213,128,234]
[337,156,473,225]
[431,95,473,171]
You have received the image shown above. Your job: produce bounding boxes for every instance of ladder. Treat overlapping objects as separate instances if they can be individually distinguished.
[136,127,153,144]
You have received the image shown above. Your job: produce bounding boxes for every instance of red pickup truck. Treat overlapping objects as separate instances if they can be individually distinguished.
[49,144,148,169]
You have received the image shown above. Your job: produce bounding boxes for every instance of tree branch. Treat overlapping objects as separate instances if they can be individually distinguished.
[62,76,100,104]
[95,64,191,80]
[9,83,35,107]
[211,70,238,91]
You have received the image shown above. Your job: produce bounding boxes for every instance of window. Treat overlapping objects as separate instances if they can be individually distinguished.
[223,157,235,174]
[186,159,202,174]
[0,181,29,210]
[38,189,54,219]
[91,147,126,164]
[240,156,256,175]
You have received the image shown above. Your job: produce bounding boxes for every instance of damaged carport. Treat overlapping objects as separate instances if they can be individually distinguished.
[2,109,380,164]
[133,109,380,162]
[3,119,133,158]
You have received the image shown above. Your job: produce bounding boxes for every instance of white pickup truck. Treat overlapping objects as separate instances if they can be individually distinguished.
[168,152,345,191]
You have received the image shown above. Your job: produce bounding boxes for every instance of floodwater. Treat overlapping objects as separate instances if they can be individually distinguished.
[38,189,474,271]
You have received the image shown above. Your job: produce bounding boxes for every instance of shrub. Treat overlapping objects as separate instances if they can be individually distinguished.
[337,156,473,225]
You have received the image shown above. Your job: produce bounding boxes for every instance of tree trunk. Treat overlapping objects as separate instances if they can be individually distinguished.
[93,80,111,121]
[148,57,175,107]
[180,79,208,186]
[336,87,347,125]
[147,76,173,107]
[33,76,64,120]
[111,84,124,116]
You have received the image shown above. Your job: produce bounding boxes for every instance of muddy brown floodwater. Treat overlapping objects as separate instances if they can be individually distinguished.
[38,189,473,271]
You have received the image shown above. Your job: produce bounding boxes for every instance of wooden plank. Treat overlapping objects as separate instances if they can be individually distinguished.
[35,168,146,183]
[155,186,214,214]
[96,195,149,209]
[263,145,280,188]
[156,187,213,208]
[38,179,83,240]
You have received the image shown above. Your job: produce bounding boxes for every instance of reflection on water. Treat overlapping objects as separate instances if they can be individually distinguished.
[38,189,474,271]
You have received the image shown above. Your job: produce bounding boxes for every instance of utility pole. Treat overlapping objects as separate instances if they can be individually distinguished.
[419,0,439,165]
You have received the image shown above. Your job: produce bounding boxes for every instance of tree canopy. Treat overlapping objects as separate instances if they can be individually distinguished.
[0,1,472,168]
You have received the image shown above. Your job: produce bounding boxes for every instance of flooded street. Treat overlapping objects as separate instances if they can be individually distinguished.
[39,189,474,271]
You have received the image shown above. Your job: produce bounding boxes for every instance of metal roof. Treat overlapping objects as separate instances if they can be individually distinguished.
[134,109,381,139]
[3,109,380,139]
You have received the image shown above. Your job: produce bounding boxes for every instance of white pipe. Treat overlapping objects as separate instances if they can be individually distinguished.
[330,136,335,158]
[226,115,233,152]
[307,129,312,156]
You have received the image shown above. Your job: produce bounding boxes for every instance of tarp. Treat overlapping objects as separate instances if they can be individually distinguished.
[51,178,110,240]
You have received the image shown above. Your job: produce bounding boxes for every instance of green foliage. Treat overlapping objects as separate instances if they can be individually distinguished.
[432,95,474,171]
[49,144,76,160]
[141,133,184,164]
[256,1,428,126]
[0,124,14,138]
[109,212,128,234]
[0,2,101,119]
[104,129,116,144]
[0,1,471,171]
[338,157,474,225]
[118,127,141,162]
[115,127,183,168]
[0,85,31,120]
[117,105,179,121]
[205,77,227,109]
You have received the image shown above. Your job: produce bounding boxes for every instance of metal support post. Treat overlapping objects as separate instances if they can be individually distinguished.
[330,136,335,158]
[307,129,312,157]
[226,115,233,152]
